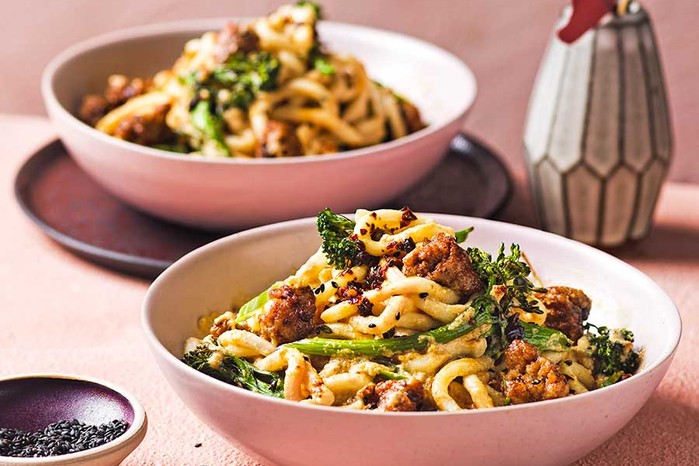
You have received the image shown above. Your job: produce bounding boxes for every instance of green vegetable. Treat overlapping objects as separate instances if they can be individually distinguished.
[185,52,280,154]
[296,0,323,19]
[316,208,361,268]
[190,100,229,155]
[312,56,335,76]
[210,52,281,109]
[151,141,191,153]
[467,243,546,359]
[183,346,283,397]
[307,39,335,76]
[455,227,474,243]
[377,369,407,381]
[286,307,491,356]
[520,321,571,352]
[585,325,640,379]
[235,285,277,323]
[599,371,622,388]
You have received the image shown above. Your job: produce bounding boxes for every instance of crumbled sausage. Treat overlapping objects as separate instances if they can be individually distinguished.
[402,233,482,298]
[259,285,317,345]
[400,100,426,134]
[78,75,149,126]
[255,121,303,158]
[502,339,569,404]
[366,256,403,289]
[359,379,425,411]
[79,95,110,127]
[210,312,234,339]
[215,23,260,62]
[503,338,539,373]
[112,103,173,146]
[535,286,592,342]
[104,75,149,107]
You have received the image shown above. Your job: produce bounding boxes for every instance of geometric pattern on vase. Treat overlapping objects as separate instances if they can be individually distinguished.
[524,5,672,247]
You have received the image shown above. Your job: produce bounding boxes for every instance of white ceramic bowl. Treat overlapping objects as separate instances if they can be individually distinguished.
[42,20,476,231]
[142,214,680,466]
[0,374,147,466]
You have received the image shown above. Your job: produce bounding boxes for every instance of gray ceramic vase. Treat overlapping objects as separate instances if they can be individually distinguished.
[524,4,672,247]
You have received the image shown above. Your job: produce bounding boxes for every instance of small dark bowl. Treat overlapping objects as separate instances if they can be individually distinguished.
[0,374,147,465]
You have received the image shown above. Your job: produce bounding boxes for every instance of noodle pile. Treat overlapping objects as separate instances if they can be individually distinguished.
[79,2,425,157]
[184,208,643,411]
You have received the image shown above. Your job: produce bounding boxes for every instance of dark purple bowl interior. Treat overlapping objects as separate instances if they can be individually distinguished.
[0,377,134,431]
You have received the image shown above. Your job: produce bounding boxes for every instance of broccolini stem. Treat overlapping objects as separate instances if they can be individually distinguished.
[520,320,571,352]
[183,346,284,397]
[235,284,278,323]
[286,308,491,356]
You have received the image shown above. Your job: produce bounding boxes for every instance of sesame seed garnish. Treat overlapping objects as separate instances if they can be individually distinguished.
[0,419,128,458]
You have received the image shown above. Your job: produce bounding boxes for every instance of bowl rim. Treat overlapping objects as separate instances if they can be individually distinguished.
[0,373,148,463]
[141,213,682,417]
[41,18,477,166]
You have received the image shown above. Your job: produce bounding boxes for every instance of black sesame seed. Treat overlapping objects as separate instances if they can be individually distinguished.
[368,323,377,329]
[419,292,429,299]
[0,419,128,458]
[395,312,401,321]
[194,442,202,448]
[331,281,339,288]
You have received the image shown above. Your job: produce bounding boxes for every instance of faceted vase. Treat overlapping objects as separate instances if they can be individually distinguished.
[524,5,672,247]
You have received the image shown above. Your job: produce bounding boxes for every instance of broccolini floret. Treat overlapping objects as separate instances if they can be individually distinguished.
[184,51,281,155]
[295,1,323,19]
[183,346,284,397]
[209,51,280,109]
[316,208,361,269]
[585,324,640,386]
[190,100,229,156]
[466,244,548,359]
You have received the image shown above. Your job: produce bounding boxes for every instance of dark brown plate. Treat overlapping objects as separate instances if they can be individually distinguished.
[14,133,511,280]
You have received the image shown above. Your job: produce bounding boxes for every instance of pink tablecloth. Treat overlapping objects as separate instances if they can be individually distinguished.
[1,114,698,465]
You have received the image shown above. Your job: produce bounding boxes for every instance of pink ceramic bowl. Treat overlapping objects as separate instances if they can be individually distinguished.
[42,20,476,231]
[142,214,680,466]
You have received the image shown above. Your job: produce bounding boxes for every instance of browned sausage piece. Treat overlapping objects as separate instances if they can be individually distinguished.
[104,75,149,107]
[215,23,260,62]
[502,339,570,405]
[78,75,150,127]
[365,256,404,289]
[79,95,110,127]
[259,285,317,345]
[400,100,426,134]
[359,379,425,411]
[535,286,592,342]
[255,120,304,158]
[112,103,173,146]
[402,233,482,298]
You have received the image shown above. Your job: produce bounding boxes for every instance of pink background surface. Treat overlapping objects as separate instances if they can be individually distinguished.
[2,0,699,183]
[2,1,699,463]
[1,115,698,464]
